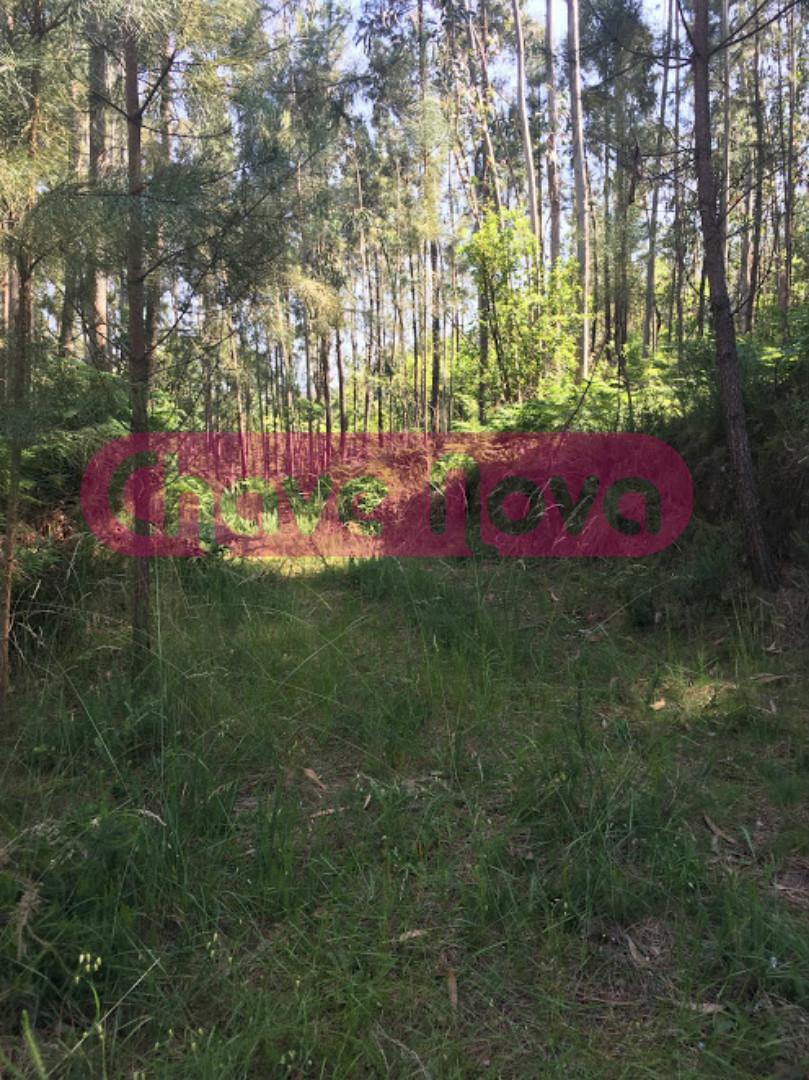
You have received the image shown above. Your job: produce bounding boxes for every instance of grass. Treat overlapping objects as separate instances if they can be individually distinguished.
[1,538,809,1077]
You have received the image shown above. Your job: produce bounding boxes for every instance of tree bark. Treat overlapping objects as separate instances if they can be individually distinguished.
[58,78,82,358]
[0,1,42,703]
[742,14,765,334]
[430,238,441,430]
[0,255,29,705]
[335,327,347,435]
[781,7,796,318]
[567,0,590,381]
[690,0,778,589]
[88,23,109,370]
[125,31,152,674]
[545,0,561,267]
[719,0,731,262]
[145,36,174,364]
[603,142,612,356]
[463,0,502,215]
[671,11,684,360]
[320,334,332,436]
[614,115,630,359]
[512,0,541,262]
[642,0,673,357]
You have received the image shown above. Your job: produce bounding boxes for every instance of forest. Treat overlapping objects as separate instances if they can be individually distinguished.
[0,0,808,1074]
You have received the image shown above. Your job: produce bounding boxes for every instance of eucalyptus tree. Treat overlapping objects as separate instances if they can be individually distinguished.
[642,0,673,357]
[580,0,654,363]
[544,0,561,267]
[120,4,170,671]
[741,6,766,334]
[566,0,589,381]
[689,0,778,588]
[510,0,540,265]
[359,0,451,430]
[432,0,510,421]
[79,0,292,672]
[0,0,74,701]
[87,9,111,369]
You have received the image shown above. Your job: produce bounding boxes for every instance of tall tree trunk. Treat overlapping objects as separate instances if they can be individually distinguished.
[1,252,16,410]
[58,78,82,358]
[0,2,41,704]
[88,23,109,370]
[350,319,359,433]
[671,11,684,360]
[0,255,29,704]
[430,238,441,430]
[374,251,383,433]
[303,309,313,434]
[743,17,765,334]
[446,146,459,432]
[417,0,434,434]
[353,155,372,434]
[145,36,174,363]
[320,334,332,436]
[422,241,429,432]
[642,0,673,357]
[690,0,778,588]
[588,179,598,358]
[719,0,731,262]
[463,0,502,214]
[567,0,590,381]
[474,137,490,425]
[335,327,347,435]
[512,0,541,263]
[464,0,498,423]
[234,361,249,479]
[697,256,707,337]
[781,7,796,319]
[408,248,420,428]
[737,181,753,318]
[614,119,630,359]
[545,0,561,267]
[125,31,152,674]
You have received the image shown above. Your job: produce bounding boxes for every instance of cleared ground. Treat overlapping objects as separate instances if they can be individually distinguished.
[2,548,809,1077]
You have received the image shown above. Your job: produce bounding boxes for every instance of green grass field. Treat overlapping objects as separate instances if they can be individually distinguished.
[2,545,809,1077]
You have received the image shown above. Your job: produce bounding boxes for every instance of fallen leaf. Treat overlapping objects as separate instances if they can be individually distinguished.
[303,767,326,791]
[703,813,739,846]
[447,967,458,1012]
[362,792,372,810]
[626,933,648,966]
[395,929,428,943]
[14,883,40,961]
[650,698,667,711]
[773,858,809,909]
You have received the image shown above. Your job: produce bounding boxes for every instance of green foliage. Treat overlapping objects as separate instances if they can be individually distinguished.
[460,210,581,400]
[0,360,129,519]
